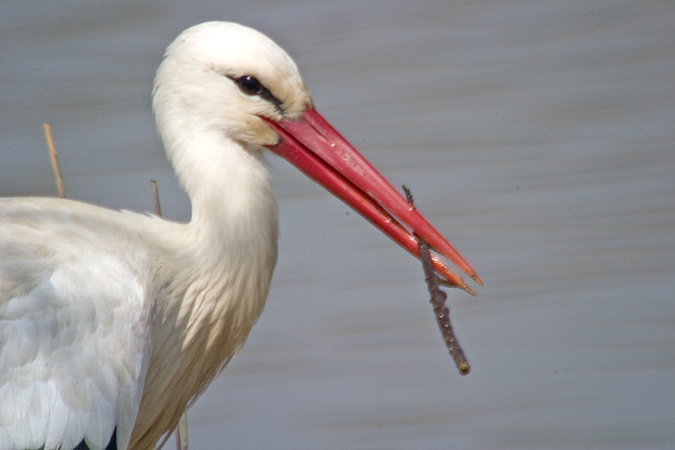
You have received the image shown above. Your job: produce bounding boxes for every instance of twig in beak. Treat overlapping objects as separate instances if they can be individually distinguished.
[403,185,470,376]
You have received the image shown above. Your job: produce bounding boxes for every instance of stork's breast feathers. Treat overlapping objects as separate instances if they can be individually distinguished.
[0,244,151,450]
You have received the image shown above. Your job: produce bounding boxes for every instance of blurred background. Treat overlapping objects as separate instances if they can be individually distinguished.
[2,1,674,448]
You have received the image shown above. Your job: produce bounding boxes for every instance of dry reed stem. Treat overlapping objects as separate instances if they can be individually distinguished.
[151,180,162,216]
[174,415,188,450]
[42,123,66,198]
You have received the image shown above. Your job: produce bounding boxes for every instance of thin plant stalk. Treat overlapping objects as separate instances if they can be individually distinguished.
[42,123,66,198]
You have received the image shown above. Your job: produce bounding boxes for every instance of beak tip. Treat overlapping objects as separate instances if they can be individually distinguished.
[442,277,477,296]
[463,285,478,297]
[472,274,484,287]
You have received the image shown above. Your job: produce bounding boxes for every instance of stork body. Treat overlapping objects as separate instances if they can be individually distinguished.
[0,22,479,450]
[0,122,277,449]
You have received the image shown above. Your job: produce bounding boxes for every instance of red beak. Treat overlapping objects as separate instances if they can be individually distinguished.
[264,108,482,295]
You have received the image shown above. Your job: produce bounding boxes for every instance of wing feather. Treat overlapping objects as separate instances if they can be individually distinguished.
[1,201,153,450]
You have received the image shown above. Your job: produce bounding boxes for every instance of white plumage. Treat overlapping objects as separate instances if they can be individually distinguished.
[1,22,479,450]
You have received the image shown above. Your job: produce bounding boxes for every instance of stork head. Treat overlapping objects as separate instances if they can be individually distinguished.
[153,21,312,147]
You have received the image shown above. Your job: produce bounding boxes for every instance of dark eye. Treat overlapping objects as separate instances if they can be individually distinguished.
[231,74,284,113]
[237,75,263,96]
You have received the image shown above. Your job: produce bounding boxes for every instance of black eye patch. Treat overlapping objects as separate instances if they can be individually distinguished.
[230,75,284,113]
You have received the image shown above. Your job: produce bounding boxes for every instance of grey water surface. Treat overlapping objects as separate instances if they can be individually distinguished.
[1,1,674,448]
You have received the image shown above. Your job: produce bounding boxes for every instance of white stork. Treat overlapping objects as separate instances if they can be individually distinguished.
[0,22,480,450]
